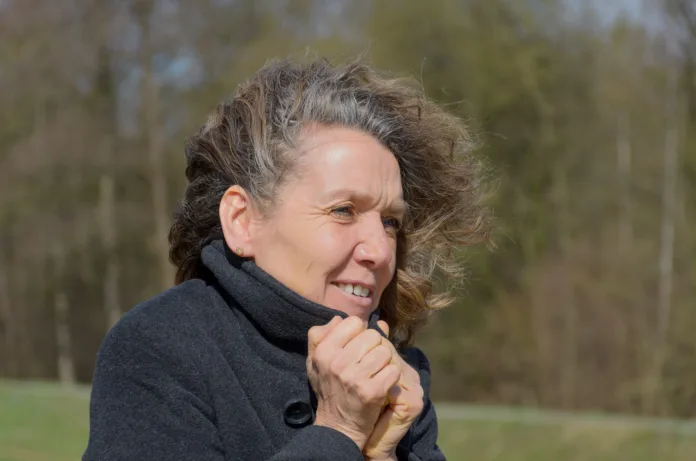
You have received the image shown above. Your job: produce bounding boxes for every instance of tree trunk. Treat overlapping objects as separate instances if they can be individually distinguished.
[99,174,122,328]
[144,70,173,291]
[91,37,124,330]
[0,257,14,377]
[649,75,680,415]
[137,2,174,291]
[553,160,577,410]
[657,123,678,355]
[615,111,633,392]
[54,291,75,385]
[617,112,633,251]
[52,247,75,386]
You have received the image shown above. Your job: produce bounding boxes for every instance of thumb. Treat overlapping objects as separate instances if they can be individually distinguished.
[377,320,390,338]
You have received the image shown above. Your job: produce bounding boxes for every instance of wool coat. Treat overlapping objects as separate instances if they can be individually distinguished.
[82,239,447,461]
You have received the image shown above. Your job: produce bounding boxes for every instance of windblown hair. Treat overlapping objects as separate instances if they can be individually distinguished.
[169,55,492,347]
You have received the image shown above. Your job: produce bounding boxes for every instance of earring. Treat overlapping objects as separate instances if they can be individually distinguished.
[234,247,244,256]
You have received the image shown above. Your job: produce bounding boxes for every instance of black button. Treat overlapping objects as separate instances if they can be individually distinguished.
[284,399,313,427]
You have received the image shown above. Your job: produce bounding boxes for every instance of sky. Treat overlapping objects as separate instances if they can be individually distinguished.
[576,0,664,32]
[591,0,660,26]
[596,0,643,19]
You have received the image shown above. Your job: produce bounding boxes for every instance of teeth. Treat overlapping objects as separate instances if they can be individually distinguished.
[336,283,371,298]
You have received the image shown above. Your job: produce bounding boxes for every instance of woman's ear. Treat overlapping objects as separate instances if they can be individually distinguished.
[219,185,257,258]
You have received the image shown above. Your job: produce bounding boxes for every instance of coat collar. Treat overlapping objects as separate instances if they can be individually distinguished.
[200,239,384,347]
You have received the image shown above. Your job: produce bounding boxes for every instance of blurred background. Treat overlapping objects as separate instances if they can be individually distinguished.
[2,0,696,460]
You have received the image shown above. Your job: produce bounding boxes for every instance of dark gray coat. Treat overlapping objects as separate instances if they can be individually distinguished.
[82,240,447,461]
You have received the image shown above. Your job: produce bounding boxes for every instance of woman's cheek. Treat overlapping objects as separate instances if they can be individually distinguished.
[319,225,355,258]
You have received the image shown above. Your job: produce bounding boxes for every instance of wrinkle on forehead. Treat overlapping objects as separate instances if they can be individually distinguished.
[277,124,405,220]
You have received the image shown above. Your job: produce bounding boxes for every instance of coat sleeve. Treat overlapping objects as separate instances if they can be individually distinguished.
[82,308,364,461]
[394,348,447,461]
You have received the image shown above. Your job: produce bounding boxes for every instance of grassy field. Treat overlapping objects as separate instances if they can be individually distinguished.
[2,380,696,461]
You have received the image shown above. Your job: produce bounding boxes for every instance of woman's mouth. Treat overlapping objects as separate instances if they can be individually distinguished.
[330,282,374,309]
[334,282,372,298]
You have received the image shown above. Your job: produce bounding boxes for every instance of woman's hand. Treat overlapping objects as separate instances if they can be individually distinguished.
[363,321,425,461]
[307,316,401,451]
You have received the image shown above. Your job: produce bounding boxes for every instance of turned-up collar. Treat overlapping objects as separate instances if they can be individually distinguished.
[200,239,384,346]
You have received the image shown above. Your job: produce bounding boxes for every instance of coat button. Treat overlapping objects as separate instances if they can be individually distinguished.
[284,399,313,427]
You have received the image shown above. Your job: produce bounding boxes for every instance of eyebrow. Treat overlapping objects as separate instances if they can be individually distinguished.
[323,188,408,216]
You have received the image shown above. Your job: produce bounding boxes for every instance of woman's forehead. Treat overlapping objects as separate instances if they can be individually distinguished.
[291,126,404,201]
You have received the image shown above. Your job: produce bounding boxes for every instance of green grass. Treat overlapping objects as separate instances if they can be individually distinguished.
[1,380,695,461]
[0,381,90,461]
[438,418,696,460]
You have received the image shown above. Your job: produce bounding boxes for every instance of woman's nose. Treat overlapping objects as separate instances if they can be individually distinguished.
[355,217,394,268]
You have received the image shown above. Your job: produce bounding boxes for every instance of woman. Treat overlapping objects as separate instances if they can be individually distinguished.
[82,56,491,461]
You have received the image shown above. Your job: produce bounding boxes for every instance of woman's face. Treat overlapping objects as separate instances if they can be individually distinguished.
[238,125,405,320]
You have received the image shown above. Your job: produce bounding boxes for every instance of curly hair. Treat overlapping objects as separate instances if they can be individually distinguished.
[168,55,492,348]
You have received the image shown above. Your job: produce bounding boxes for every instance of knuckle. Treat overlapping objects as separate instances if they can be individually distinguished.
[376,345,392,360]
[364,329,382,344]
[383,364,400,383]
[307,326,319,340]
[380,336,395,349]
[355,383,370,401]
[314,345,332,367]
[313,347,325,363]
[329,358,344,377]
[347,316,364,329]
[408,368,421,383]
[337,367,354,384]
[360,335,382,356]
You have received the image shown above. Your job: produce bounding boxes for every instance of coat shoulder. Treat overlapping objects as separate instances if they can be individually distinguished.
[122,279,216,324]
[95,279,231,366]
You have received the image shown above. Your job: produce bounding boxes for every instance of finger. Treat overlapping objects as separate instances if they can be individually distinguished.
[336,328,384,367]
[379,336,402,368]
[352,344,393,378]
[314,316,365,352]
[391,361,420,392]
[377,340,418,383]
[308,316,342,355]
[372,363,401,396]
[403,364,421,384]
[377,320,390,338]
[375,340,420,391]
[385,349,419,385]
[387,383,424,420]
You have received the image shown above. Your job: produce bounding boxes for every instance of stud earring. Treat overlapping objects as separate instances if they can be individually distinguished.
[234,247,244,256]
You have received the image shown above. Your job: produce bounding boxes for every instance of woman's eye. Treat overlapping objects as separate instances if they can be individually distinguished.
[331,206,354,218]
[382,217,402,230]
